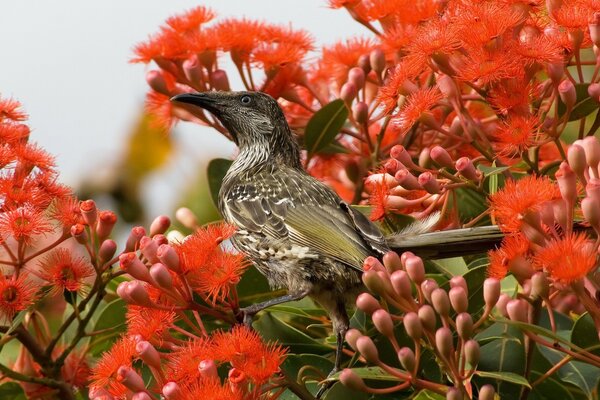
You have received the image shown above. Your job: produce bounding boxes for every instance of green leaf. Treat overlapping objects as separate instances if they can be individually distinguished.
[319,140,351,154]
[236,265,275,306]
[462,265,488,315]
[431,257,468,276]
[254,312,331,354]
[529,345,588,400]
[454,187,488,222]
[571,313,600,356]
[304,99,349,155]
[328,367,402,382]
[474,370,531,387]
[412,390,446,400]
[557,83,600,121]
[207,158,232,208]
[0,383,26,400]
[478,164,510,176]
[89,298,127,356]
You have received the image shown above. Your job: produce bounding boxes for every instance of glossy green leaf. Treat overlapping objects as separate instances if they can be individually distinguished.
[207,158,232,208]
[432,257,468,276]
[254,312,331,354]
[529,345,588,400]
[454,187,488,222]
[319,140,351,154]
[304,99,349,155]
[412,390,446,400]
[0,383,26,400]
[571,313,600,356]
[478,164,510,176]
[328,367,403,382]
[474,371,531,387]
[557,83,600,121]
[90,298,127,356]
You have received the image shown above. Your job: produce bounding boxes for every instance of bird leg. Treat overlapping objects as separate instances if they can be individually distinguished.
[316,309,349,399]
[236,290,310,327]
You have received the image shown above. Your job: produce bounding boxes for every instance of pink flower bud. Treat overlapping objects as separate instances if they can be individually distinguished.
[383,251,403,272]
[464,339,480,367]
[149,263,173,290]
[358,54,371,74]
[372,309,394,338]
[199,359,218,379]
[136,341,161,369]
[583,136,600,175]
[483,278,501,308]
[449,276,468,294]
[340,369,368,391]
[446,387,463,400]
[558,79,576,110]
[455,157,480,181]
[140,237,159,264]
[119,253,152,283]
[479,384,496,400]
[210,69,231,91]
[146,70,171,95]
[345,328,362,350]
[362,270,385,295]
[126,226,146,252]
[419,147,432,169]
[384,159,403,175]
[437,74,459,99]
[132,393,152,400]
[126,281,153,307]
[162,382,182,399]
[175,207,197,230]
[530,272,549,300]
[356,336,380,363]
[421,279,439,304]
[506,299,529,322]
[369,49,386,76]
[70,224,88,245]
[567,144,587,183]
[449,286,468,313]
[98,239,117,264]
[590,13,600,47]
[116,366,146,392]
[430,146,454,169]
[96,210,117,241]
[80,199,97,227]
[496,293,511,317]
[153,234,169,246]
[363,256,385,272]
[182,56,202,85]
[418,305,437,332]
[431,288,450,317]
[395,169,423,190]
[435,327,454,360]
[398,347,416,371]
[348,67,365,89]
[340,82,357,104]
[556,161,577,206]
[352,102,368,124]
[403,312,422,340]
[455,313,473,340]
[589,83,600,101]
[405,256,425,284]
[390,145,417,168]
[116,282,132,303]
[547,62,564,84]
[356,292,381,315]
[390,270,412,299]
[157,244,180,272]
[149,215,171,237]
[418,172,441,194]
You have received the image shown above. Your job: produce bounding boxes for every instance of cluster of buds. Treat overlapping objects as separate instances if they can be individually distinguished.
[339,251,501,399]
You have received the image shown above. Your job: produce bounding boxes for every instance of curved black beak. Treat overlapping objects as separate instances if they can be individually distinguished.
[170,93,220,113]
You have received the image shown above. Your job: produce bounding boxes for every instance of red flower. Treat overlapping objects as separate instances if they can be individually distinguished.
[0,98,28,122]
[322,37,377,83]
[393,87,443,132]
[175,378,244,400]
[494,114,542,157]
[49,196,83,228]
[126,305,176,343]
[37,248,94,295]
[165,6,216,33]
[145,91,175,131]
[166,337,214,386]
[89,336,138,398]
[487,234,530,279]
[0,274,37,319]
[534,233,597,284]
[0,205,54,244]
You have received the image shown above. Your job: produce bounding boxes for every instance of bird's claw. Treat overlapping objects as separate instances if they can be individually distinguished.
[315,367,338,399]
[236,307,256,328]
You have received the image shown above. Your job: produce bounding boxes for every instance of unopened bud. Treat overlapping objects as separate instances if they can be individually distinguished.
[418,305,437,331]
[556,161,577,205]
[479,384,496,400]
[403,312,422,340]
[345,329,362,350]
[157,244,180,272]
[98,239,117,264]
[431,288,450,317]
[395,169,423,190]
[162,382,181,399]
[372,309,394,338]
[456,313,473,340]
[210,69,231,91]
[362,270,386,295]
[449,276,468,294]
[437,74,459,99]
[456,157,480,181]
[356,292,381,315]
[590,13,600,47]
[340,82,357,105]
[418,172,441,194]
[530,272,550,300]
[506,299,529,322]
[356,336,379,363]
[446,388,464,400]
[364,256,385,272]
[149,263,173,290]
[146,70,171,95]
[116,366,146,392]
[340,369,368,391]
[153,234,168,247]
[547,62,564,84]
[182,56,202,85]
[558,79,576,110]
[390,270,412,299]
[449,286,468,313]
[587,178,600,204]
[589,83,600,101]
[175,207,197,230]
[348,67,365,89]
[405,256,425,284]
[369,49,386,76]
[199,359,218,379]
[132,392,152,400]
[390,145,417,168]
[119,253,152,283]
[96,210,117,241]
[419,147,431,168]
[149,215,170,236]
[430,146,454,168]
[126,226,146,252]
[582,197,600,234]
[568,144,587,183]
[496,293,511,317]
[383,251,402,272]
[140,237,159,264]
[80,199,97,227]
[136,341,161,369]
[583,136,600,174]
[464,339,480,367]
[125,281,153,307]
[352,102,368,124]
[358,54,371,74]
[70,224,88,245]
[483,278,501,308]
[421,279,439,304]
[398,347,416,371]
[435,327,454,359]
[384,159,403,175]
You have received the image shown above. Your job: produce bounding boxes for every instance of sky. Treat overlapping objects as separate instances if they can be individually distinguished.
[0,1,366,216]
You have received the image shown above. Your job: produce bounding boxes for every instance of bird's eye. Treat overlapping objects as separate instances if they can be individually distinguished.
[240,95,252,104]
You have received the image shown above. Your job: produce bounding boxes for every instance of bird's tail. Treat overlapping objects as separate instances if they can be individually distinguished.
[386,225,504,259]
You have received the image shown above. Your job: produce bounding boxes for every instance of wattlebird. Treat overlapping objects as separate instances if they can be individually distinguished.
[171,91,505,394]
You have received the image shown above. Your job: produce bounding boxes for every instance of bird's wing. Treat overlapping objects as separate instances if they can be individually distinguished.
[222,167,386,270]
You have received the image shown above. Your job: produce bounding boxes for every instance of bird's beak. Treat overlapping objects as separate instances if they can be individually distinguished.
[170,93,220,113]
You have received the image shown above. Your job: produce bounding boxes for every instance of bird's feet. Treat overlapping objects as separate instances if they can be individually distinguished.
[315,367,338,399]
[235,307,256,328]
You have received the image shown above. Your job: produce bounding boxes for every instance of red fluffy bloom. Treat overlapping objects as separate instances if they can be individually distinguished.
[175,378,244,400]
[0,205,54,244]
[393,87,443,132]
[166,337,215,386]
[405,19,460,69]
[37,248,94,295]
[165,6,215,33]
[145,91,175,131]
[534,233,597,284]
[487,234,530,279]
[126,305,176,343]
[0,98,28,122]
[49,196,83,228]
[489,175,561,233]
[377,60,423,113]
[322,37,377,83]
[494,114,542,157]
[0,274,37,319]
[90,336,138,398]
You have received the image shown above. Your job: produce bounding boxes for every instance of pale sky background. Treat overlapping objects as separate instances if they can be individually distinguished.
[0,1,366,217]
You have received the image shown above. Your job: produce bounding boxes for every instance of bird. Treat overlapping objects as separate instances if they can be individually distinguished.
[171,90,392,393]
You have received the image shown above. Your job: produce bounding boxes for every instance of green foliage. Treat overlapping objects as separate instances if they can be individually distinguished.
[557,83,600,121]
[304,100,349,155]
